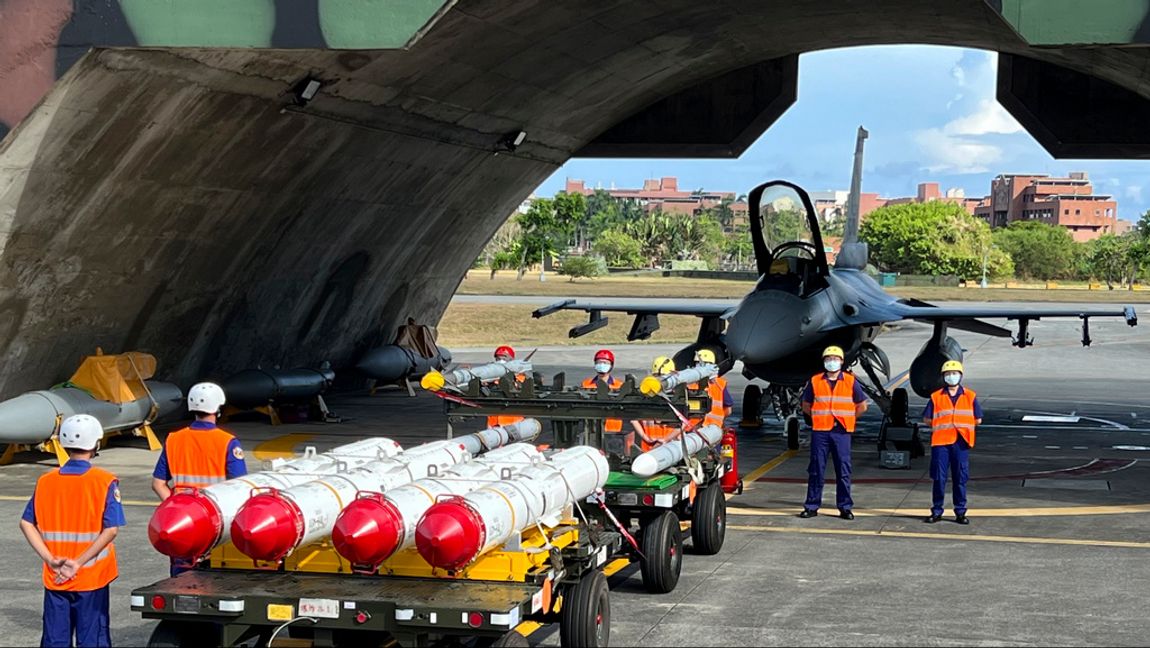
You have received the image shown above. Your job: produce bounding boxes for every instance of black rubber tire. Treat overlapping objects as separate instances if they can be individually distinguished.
[890,388,909,427]
[786,415,800,450]
[740,385,763,428]
[559,570,610,648]
[690,483,727,555]
[640,511,683,593]
[146,621,206,648]
[484,630,530,647]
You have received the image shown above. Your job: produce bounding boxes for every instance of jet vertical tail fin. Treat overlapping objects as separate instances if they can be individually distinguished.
[836,125,869,270]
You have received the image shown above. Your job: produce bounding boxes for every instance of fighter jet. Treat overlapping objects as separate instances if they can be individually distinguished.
[533,128,1138,448]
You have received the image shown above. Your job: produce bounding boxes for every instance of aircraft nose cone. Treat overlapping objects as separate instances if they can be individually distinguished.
[148,492,222,559]
[415,501,484,571]
[726,294,805,364]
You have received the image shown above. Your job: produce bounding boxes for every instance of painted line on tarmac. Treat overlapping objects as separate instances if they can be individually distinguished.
[726,524,1150,549]
[253,434,316,460]
[741,449,798,485]
[728,503,1150,517]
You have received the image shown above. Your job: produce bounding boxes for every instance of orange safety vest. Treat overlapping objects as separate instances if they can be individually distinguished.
[582,376,623,432]
[687,379,727,428]
[930,387,978,448]
[33,467,118,591]
[639,421,678,452]
[487,375,527,428]
[165,426,237,487]
[810,372,858,433]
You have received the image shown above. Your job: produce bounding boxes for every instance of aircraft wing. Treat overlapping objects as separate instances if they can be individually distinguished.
[884,299,1138,346]
[531,299,736,340]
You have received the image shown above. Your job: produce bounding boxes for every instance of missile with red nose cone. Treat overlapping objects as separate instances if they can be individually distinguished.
[630,424,723,477]
[331,443,543,570]
[229,422,541,562]
[415,446,609,571]
[147,437,403,561]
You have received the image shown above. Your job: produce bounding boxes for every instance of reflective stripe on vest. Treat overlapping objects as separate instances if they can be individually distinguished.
[34,467,118,591]
[640,421,678,452]
[165,427,237,488]
[930,388,977,448]
[582,377,623,432]
[811,373,858,433]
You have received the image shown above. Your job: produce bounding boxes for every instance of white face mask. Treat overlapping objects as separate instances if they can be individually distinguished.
[944,372,961,386]
[824,359,842,373]
[495,358,508,364]
[595,362,612,374]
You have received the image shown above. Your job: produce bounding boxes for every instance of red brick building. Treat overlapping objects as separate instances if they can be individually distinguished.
[973,172,1119,242]
[564,176,749,224]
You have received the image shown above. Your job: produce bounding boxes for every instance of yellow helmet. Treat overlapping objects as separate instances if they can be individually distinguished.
[651,356,676,375]
[822,345,845,359]
[694,349,717,364]
[941,360,964,374]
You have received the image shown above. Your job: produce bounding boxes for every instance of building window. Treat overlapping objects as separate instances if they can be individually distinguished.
[1075,209,1080,215]
[1107,208,1113,217]
[1064,209,1069,215]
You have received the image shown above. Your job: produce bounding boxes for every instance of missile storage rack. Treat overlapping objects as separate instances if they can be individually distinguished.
[441,372,731,595]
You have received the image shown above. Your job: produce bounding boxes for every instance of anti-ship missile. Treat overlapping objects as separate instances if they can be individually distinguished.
[0,382,183,445]
[147,437,403,560]
[229,422,542,562]
[639,363,719,396]
[420,360,533,392]
[220,363,335,409]
[331,443,543,570]
[357,345,453,383]
[630,424,723,477]
[415,446,609,571]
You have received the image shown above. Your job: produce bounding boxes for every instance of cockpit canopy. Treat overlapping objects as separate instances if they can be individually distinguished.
[749,181,829,296]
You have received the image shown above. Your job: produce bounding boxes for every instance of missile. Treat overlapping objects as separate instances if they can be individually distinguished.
[420,360,532,392]
[228,424,540,562]
[0,382,183,445]
[456,418,540,456]
[220,363,335,409]
[357,344,453,383]
[415,446,609,571]
[331,442,543,570]
[630,424,723,477]
[147,437,403,561]
[639,363,719,396]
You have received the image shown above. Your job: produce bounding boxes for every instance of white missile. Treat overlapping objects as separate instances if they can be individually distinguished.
[457,418,540,455]
[331,442,543,569]
[630,424,723,477]
[420,360,532,391]
[148,437,403,560]
[415,446,609,570]
[639,363,719,396]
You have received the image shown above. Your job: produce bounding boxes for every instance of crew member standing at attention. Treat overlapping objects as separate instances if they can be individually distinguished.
[487,345,526,428]
[798,346,868,520]
[922,360,982,524]
[152,382,248,575]
[20,414,124,648]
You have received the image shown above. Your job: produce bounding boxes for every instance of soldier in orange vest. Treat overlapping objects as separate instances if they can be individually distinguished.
[582,349,628,446]
[922,360,982,525]
[798,346,869,520]
[152,382,248,575]
[687,349,732,428]
[633,356,680,452]
[487,345,527,428]
[20,414,124,648]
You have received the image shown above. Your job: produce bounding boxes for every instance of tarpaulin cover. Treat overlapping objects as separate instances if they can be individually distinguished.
[65,349,156,404]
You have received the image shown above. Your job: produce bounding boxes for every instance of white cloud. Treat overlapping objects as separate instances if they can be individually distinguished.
[915,128,1003,174]
[1125,185,1143,203]
[943,100,1023,136]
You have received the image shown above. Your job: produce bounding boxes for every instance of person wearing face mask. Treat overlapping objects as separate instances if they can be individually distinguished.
[798,346,869,520]
[583,349,625,436]
[487,346,526,428]
[921,360,982,524]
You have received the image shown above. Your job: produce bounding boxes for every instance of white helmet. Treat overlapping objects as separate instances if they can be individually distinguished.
[58,414,104,451]
[187,382,226,414]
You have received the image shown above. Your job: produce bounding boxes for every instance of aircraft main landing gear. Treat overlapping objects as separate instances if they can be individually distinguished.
[785,415,800,450]
[740,385,762,429]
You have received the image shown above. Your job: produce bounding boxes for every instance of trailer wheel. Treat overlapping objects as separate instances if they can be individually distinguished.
[560,570,610,648]
[786,415,800,450]
[146,620,209,647]
[640,511,682,593]
[690,484,726,555]
[740,385,762,428]
[475,630,530,647]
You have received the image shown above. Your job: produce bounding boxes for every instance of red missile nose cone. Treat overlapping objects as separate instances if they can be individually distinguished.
[415,500,485,571]
[148,492,222,559]
[332,497,404,568]
[229,494,303,562]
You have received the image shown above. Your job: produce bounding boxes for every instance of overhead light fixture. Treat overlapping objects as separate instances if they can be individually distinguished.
[496,130,527,153]
[293,77,323,106]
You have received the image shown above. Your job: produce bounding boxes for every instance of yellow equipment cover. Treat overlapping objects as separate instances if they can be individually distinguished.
[67,349,157,404]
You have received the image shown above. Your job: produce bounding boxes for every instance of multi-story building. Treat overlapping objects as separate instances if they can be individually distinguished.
[564,177,749,224]
[973,172,1119,241]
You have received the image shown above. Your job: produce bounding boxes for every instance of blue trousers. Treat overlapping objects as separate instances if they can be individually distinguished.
[42,587,110,648]
[804,431,853,511]
[170,557,195,578]
[930,439,970,516]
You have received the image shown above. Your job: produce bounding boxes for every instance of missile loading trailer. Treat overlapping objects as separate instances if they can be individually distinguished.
[438,372,731,596]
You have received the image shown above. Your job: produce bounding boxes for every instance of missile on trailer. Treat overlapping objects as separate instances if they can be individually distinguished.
[331,442,543,570]
[456,418,540,456]
[639,363,719,396]
[419,360,533,392]
[414,446,609,571]
[0,382,183,445]
[147,437,404,560]
[356,345,453,383]
[630,424,723,477]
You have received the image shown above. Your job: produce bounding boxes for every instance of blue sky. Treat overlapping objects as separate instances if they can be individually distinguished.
[534,45,1149,223]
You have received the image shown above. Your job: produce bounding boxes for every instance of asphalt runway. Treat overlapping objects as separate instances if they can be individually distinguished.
[1,302,1149,646]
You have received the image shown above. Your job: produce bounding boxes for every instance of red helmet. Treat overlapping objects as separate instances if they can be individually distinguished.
[594,349,615,364]
[494,345,515,360]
